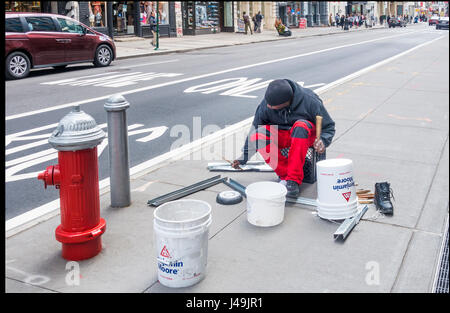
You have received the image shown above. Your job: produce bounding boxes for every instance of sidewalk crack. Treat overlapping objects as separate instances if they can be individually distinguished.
[6,276,61,293]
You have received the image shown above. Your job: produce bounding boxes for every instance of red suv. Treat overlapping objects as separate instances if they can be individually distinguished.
[5,12,116,79]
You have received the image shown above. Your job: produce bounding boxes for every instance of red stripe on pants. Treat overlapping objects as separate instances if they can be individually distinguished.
[252,121,316,185]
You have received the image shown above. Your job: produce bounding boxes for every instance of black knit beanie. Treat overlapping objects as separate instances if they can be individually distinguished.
[264,79,293,106]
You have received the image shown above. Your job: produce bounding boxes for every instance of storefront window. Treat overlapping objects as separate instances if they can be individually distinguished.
[195,1,219,29]
[287,3,299,27]
[5,1,41,12]
[224,1,233,27]
[113,1,136,34]
[65,2,80,21]
[88,1,107,28]
[140,1,169,26]
[184,1,195,29]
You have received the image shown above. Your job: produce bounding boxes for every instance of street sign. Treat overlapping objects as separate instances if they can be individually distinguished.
[237,18,245,32]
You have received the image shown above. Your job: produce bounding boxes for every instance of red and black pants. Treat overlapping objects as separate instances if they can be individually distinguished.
[250,120,317,185]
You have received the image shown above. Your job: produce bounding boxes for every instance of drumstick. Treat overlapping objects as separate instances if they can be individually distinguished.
[316,115,323,140]
[222,157,243,171]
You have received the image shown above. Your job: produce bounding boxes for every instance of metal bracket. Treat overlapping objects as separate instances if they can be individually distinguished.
[286,196,317,207]
[223,178,247,197]
[147,175,226,207]
[333,205,369,241]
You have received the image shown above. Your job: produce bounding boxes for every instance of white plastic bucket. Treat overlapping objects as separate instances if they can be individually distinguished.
[245,181,287,227]
[316,158,358,220]
[153,199,212,288]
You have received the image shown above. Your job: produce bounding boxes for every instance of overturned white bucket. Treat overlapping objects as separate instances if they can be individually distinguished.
[316,158,358,220]
[245,181,287,227]
[153,199,212,288]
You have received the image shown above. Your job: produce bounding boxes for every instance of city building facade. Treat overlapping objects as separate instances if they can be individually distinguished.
[5,1,180,38]
[275,2,331,27]
[5,1,449,38]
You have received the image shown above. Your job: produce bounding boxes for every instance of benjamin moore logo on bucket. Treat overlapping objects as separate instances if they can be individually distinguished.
[158,260,184,275]
[160,245,171,258]
[342,192,351,202]
[158,245,184,276]
[332,176,354,191]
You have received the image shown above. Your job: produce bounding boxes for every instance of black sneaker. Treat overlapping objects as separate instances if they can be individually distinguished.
[374,182,394,215]
[286,180,300,198]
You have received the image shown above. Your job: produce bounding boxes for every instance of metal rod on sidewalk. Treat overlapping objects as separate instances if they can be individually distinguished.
[104,94,131,207]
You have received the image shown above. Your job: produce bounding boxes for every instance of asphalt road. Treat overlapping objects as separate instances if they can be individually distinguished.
[5,24,444,220]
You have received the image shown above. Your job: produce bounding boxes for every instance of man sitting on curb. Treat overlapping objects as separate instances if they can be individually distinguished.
[274,18,292,36]
[232,79,336,198]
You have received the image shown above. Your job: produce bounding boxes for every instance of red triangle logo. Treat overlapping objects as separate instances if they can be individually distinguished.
[342,192,351,202]
[160,245,171,258]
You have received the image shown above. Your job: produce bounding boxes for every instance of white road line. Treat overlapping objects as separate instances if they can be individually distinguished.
[5,123,58,144]
[43,72,184,88]
[313,34,446,95]
[304,83,326,88]
[41,72,120,85]
[6,30,425,121]
[117,59,179,69]
[6,138,50,156]
[6,148,55,168]
[6,34,446,238]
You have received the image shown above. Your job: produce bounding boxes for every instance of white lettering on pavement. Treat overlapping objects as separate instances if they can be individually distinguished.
[41,72,183,88]
[5,123,168,183]
[184,78,325,98]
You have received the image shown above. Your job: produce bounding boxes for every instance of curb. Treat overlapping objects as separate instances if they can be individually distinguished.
[115,26,387,60]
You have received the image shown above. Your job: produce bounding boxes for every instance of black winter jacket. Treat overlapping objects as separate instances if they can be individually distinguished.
[238,79,335,164]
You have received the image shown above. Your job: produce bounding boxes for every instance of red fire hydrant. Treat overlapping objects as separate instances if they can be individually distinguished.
[38,105,106,261]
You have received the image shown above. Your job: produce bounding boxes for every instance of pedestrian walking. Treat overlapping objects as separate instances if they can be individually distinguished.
[243,12,253,35]
[232,79,335,198]
[344,15,349,30]
[335,13,340,27]
[255,11,263,33]
[340,15,345,29]
[149,11,157,46]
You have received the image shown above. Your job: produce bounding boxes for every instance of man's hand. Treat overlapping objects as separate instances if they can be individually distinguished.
[313,138,325,154]
[231,160,243,170]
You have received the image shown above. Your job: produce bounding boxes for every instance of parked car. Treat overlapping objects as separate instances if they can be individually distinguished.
[5,12,116,80]
[388,17,406,28]
[429,15,440,25]
[436,17,449,30]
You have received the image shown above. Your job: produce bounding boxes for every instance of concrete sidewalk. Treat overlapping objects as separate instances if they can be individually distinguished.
[5,30,448,293]
[114,23,393,60]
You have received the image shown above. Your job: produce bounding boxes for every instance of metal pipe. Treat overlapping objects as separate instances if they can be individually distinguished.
[104,94,131,207]
[333,205,369,241]
[147,175,226,207]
